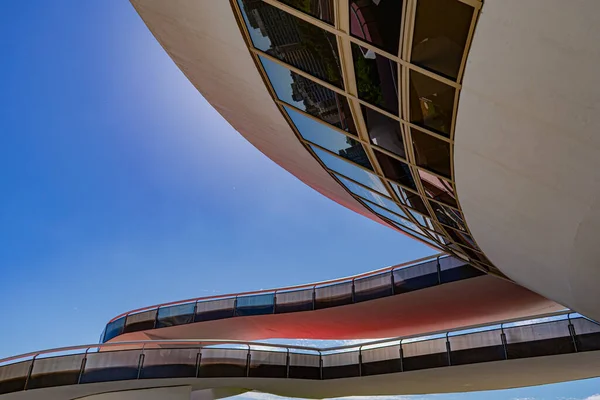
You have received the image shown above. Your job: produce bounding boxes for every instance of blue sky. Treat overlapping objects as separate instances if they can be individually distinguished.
[0,2,598,400]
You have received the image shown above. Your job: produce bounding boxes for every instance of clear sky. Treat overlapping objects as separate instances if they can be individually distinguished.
[0,2,597,400]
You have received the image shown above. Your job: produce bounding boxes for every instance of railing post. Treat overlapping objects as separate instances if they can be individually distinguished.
[153,308,159,329]
[273,290,277,314]
[318,351,323,380]
[399,340,404,372]
[351,278,356,303]
[285,348,290,379]
[136,343,146,380]
[390,270,395,295]
[246,345,251,377]
[500,324,508,360]
[191,302,198,323]
[234,296,239,317]
[312,286,317,310]
[445,333,452,366]
[358,346,363,376]
[195,347,202,378]
[78,348,90,384]
[567,313,579,353]
[23,354,38,390]
[436,256,442,285]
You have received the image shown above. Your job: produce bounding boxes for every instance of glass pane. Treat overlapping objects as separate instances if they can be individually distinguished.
[411,0,474,80]
[277,0,335,25]
[391,182,430,215]
[286,106,371,168]
[103,317,125,343]
[460,246,491,265]
[393,222,441,248]
[351,43,399,115]
[374,150,417,190]
[236,293,275,307]
[362,106,406,158]
[259,56,357,133]
[409,70,456,137]
[418,169,457,208]
[429,200,467,231]
[411,129,452,179]
[349,0,403,55]
[238,0,342,88]
[312,145,388,194]
[366,201,423,234]
[336,174,405,216]
[445,227,477,249]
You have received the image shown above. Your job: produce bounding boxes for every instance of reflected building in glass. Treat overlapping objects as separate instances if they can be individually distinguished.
[3,0,600,398]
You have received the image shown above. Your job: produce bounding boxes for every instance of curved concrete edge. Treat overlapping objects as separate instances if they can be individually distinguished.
[81,386,191,400]
[111,276,564,342]
[127,0,399,233]
[454,0,600,321]
[4,352,600,400]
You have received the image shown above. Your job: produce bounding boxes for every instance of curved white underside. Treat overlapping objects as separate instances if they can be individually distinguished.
[129,0,395,231]
[3,352,600,399]
[455,0,600,321]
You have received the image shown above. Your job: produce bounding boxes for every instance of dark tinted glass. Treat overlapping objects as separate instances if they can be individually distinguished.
[409,71,455,137]
[418,169,457,208]
[312,146,387,194]
[366,202,422,234]
[374,150,417,190]
[351,43,399,115]
[260,56,357,133]
[429,200,467,231]
[411,129,452,179]
[411,0,474,80]
[445,227,477,249]
[349,0,403,54]
[239,0,343,88]
[286,106,371,168]
[337,174,406,216]
[277,0,335,25]
[460,246,491,265]
[362,106,406,158]
[391,183,430,215]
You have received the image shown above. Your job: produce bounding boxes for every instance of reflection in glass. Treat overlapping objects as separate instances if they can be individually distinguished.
[412,212,437,232]
[351,43,399,115]
[391,182,430,216]
[336,174,407,217]
[286,106,371,168]
[349,0,403,55]
[277,0,335,25]
[445,227,477,249]
[311,145,387,194]
[409,71,456,137]
[460,246,491,266]
[418,169,457,208]
[374,150,417,190]
[429,200,467,231]
[362,106,406,158]
[366,201,424,235]
[259,56,357,133]
[393,222,442,249]
[411,129,452,179]
[239,0,342,87]
[411,0,473,80]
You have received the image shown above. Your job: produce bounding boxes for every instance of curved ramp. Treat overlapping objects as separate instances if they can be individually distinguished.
[2,314,600,399]
[103,257,562,343]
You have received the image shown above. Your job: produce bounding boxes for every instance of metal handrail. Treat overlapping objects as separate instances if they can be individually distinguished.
[107,253,443,323]
[3,309,577,366]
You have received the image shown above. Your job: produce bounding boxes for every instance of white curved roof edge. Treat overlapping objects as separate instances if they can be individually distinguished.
[128,0,407,237]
